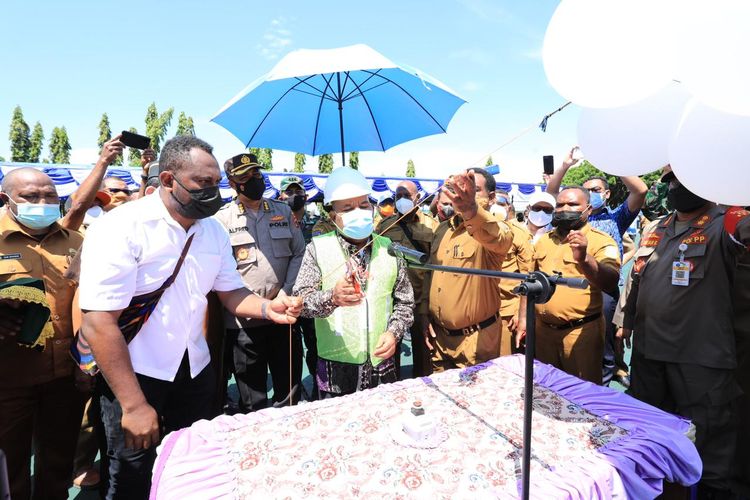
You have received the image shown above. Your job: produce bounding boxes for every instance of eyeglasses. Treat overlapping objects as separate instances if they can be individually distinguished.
[531,205,554,214]
[108,188,132,195]
[284,189,306,197]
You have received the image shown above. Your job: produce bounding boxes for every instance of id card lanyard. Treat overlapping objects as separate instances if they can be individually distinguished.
[672,243,690,286]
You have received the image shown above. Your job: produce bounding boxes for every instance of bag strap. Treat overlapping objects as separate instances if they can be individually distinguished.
[161,234,195,288]
[397,220,427,254]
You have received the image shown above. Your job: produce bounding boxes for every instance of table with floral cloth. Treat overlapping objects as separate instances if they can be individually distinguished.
[150,355,701,499]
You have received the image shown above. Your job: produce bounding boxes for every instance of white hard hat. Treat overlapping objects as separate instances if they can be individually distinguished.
[527,191,556,208]
[323,167,372,204]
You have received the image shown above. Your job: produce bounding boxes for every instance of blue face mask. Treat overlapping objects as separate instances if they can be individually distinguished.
[11,199,61,229]
[589,191,605,210]
[337,208,374,241]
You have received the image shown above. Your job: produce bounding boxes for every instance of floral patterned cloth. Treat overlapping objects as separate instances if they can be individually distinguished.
[151,356,701,500]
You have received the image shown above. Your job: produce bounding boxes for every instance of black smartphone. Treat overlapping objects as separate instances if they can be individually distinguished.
[543,155,554,175]
[121,130,151,150]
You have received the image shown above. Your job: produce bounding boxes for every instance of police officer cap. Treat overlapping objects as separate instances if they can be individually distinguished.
[225,153,261,177]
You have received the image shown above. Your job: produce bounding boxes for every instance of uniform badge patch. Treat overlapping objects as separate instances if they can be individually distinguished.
[270,215,284,222]
[235,247,250,261]
[682,230,708,245]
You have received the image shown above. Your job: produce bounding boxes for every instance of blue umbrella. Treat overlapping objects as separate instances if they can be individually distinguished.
[211,44,466,166]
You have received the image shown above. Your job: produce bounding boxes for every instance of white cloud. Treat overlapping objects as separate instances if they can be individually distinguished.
[520,46,543,60]
[69,147,99,165]
[256,17,293,61]
[455,0,509,21]
[461,81,484,93]
[448,48,493,66]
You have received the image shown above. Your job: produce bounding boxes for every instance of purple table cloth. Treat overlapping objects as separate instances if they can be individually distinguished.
[150,355,701,499]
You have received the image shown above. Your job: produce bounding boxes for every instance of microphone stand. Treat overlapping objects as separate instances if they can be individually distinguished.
[388,244,588,500]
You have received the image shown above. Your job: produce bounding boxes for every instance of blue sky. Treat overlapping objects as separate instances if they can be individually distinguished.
[0,0,579,182]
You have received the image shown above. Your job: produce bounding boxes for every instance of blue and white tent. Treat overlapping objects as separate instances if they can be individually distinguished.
[0,162,546,210]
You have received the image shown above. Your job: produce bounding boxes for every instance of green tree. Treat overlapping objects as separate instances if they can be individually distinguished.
[561,160,662,208]
[485,155,494,166]
[406,159,416,177]
[248,147,273,169]
[144,103,174,153]
[0,156,6,162]
[318,153,334,174]
[176,112,195,136]
[9,106,31,162]
[349,151,359,170]
[97,113,122,165]
[127,127,142,166]
[29,122,44,163]
[97,113,111,149]
[48,126,71,164]
[294,153,306,173]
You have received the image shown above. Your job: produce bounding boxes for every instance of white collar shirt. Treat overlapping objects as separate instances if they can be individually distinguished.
[78,190,245,381]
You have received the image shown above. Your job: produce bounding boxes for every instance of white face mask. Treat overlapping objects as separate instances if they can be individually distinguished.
[528,208,553,227]
[395,197,415,215]
[489,204,508,220]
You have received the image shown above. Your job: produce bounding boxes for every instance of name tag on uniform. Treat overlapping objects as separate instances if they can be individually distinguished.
[672,261,690,286]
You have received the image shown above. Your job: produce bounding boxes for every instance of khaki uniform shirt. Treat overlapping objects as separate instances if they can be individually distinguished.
[498,219,534,317]
[428,207,513,330]
[0,213,83,387]
[533,224,620,325]
[311,217,337,238]
[376,211,437,315]
[213,198,305,329]
[630,206,750,368]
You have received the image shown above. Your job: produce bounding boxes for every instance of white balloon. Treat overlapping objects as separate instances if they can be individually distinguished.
[669,99,750,206]
[673,0,750,116]
[577,82,691,176]
[543,0,673,108]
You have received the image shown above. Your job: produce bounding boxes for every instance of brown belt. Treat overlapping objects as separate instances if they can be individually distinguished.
[443,313,500,336]
[542,313,601,331]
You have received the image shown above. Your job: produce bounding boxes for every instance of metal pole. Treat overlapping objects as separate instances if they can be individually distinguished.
[521,293,537,500]
[336,72,346,167]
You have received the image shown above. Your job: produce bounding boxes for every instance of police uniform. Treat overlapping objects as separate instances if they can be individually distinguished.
[533,224,620,385]
[428,206,513,372]
[624,205,750,492]
[734,250,750,493]
[376,210,437,377]
[498,218,534,356]
[214,154,306,412]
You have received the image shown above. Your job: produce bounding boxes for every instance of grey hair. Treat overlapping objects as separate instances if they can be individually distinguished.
[159,136,214,173]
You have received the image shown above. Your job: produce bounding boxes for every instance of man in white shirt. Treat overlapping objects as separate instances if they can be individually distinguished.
[78,136,301,499]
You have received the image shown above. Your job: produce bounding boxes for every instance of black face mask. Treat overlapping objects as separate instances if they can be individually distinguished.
[286,194,306,212]
[667,184,708,213]
[551,210,587,233]
[171,176,223,219]
[237,176,265,201]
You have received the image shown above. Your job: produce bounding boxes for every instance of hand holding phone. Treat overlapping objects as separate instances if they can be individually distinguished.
[120,130,151,150]
[543,155,554,176]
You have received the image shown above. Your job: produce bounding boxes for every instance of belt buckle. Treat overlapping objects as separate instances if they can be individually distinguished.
[463,324,478,336]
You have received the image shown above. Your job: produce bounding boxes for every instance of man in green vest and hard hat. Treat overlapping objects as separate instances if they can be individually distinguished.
[293,167,414,398]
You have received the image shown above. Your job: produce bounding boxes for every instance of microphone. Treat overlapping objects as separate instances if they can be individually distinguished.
[388,243,428,265]
[548,274,589,289]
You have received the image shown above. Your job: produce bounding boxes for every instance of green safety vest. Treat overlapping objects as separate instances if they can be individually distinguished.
[312,232,398,367]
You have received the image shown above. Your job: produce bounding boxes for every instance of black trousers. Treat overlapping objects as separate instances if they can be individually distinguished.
[628,349,741,492]
[229,323,302,412]
[0,376,87,500]
[601,289,619,385]
[99,352,215,500]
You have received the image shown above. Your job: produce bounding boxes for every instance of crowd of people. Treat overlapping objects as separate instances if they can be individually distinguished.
[0,135,747,500]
